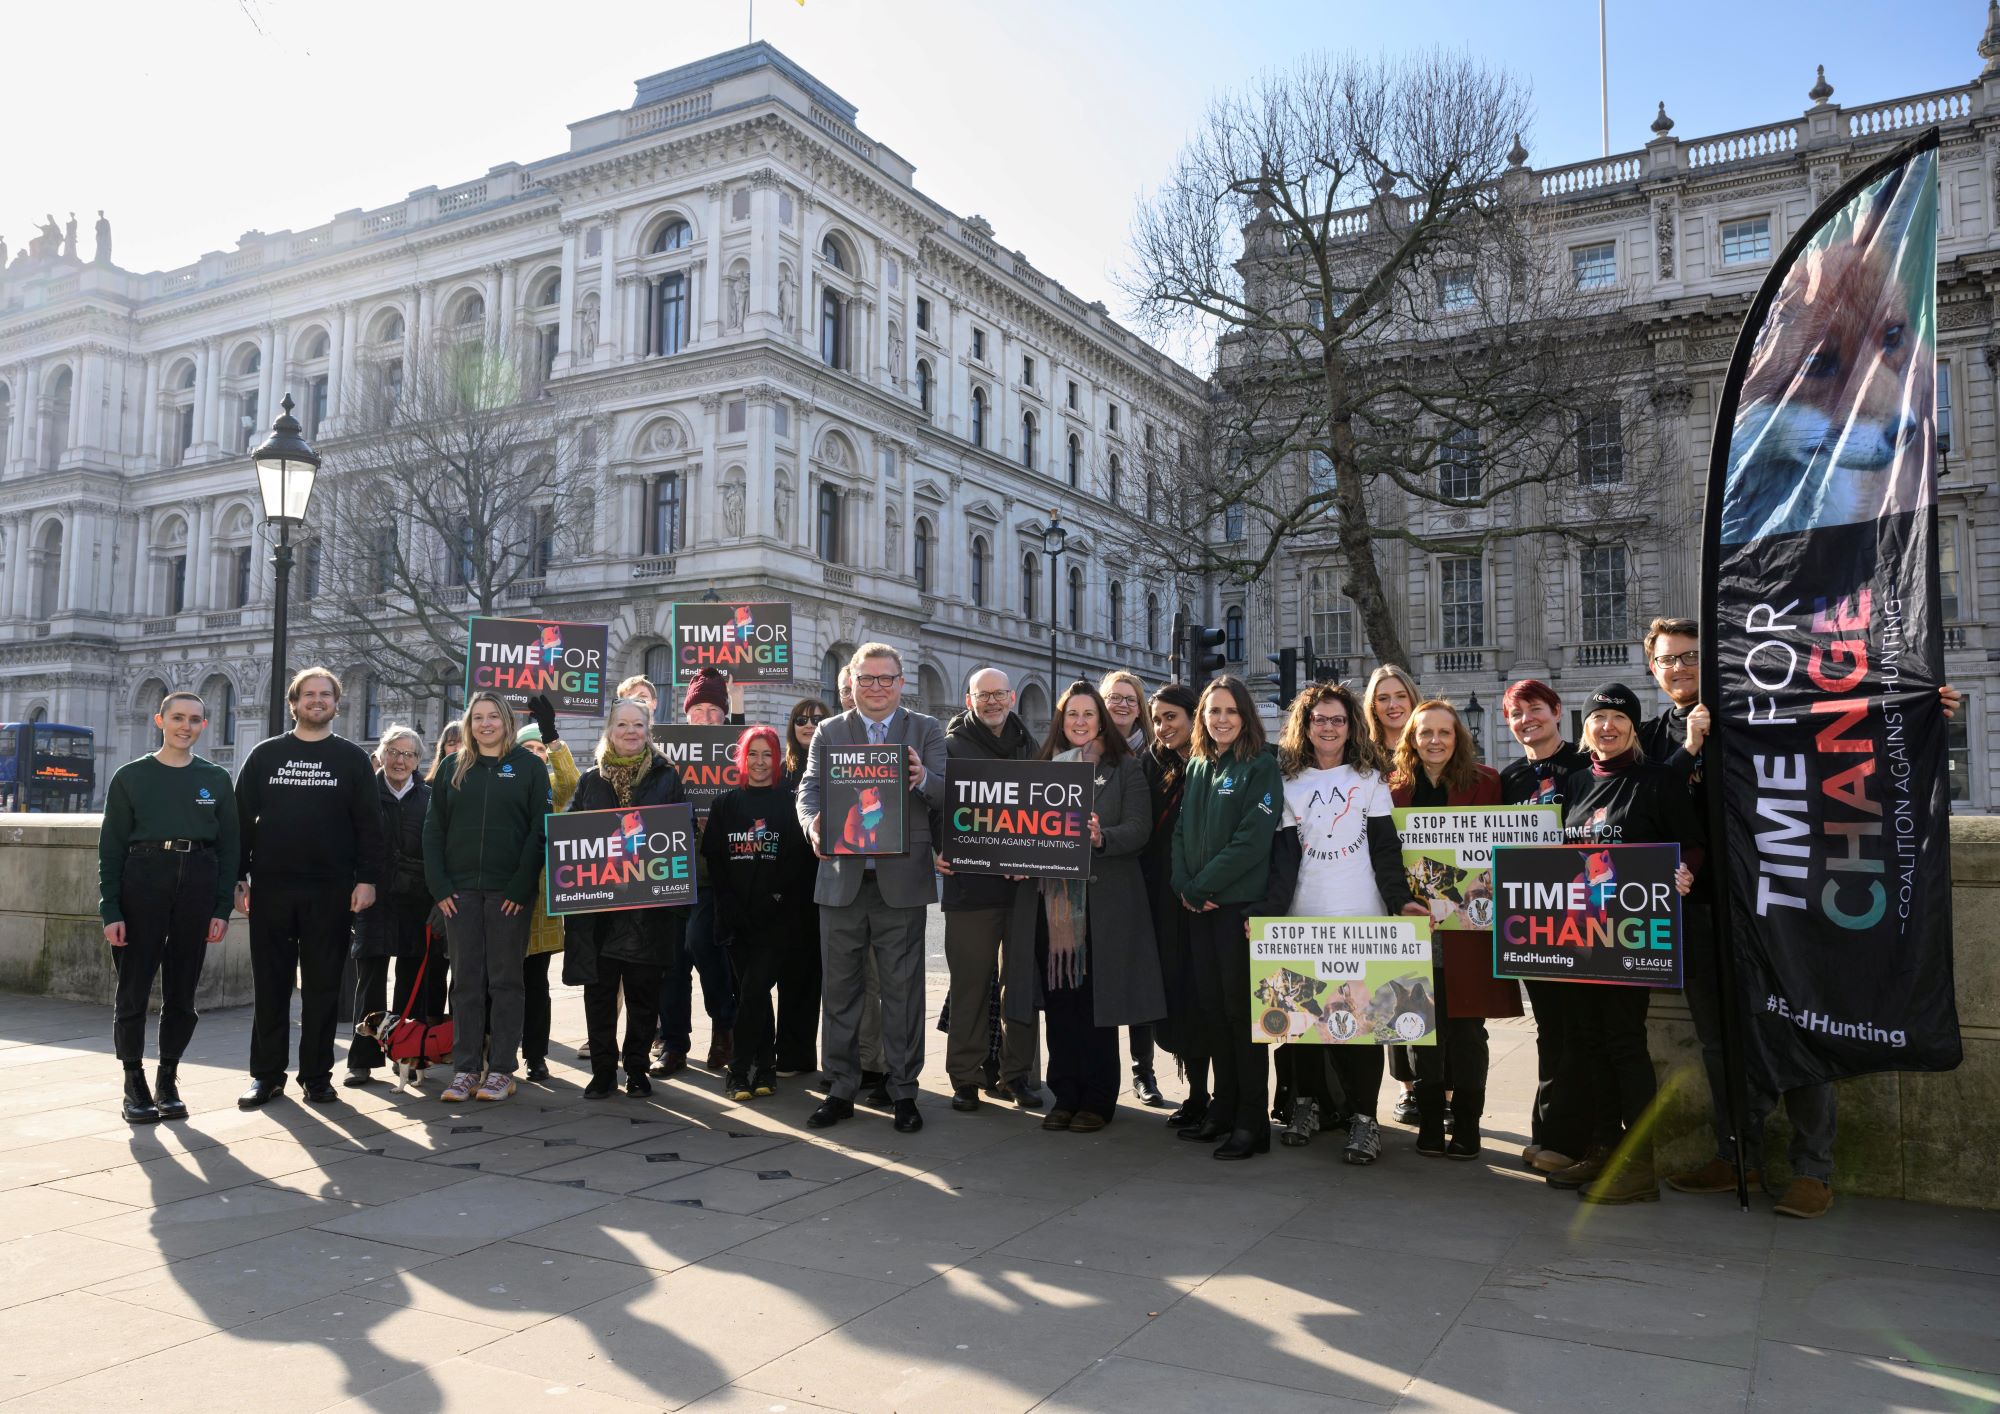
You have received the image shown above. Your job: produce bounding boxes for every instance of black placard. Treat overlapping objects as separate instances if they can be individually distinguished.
[1491,843,1682,988]
[940,758,1095,878]
[668,602,794,684]
[824,744,907,856]
[465,617,609,715]
[544,802,696,915]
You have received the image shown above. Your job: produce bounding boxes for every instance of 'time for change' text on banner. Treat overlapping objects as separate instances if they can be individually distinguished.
[1491,842,1683,987]
[465,617,609,716]
[545,802,696,915]
[669,602,794,684]
[826,744,907,856]
[1248,917,1436,1046]
[650,724,741,818]
[1392,805,1563,931]
[940,758,1096,878]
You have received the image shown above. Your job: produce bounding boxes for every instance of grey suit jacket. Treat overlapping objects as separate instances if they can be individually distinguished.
[796,705,949,909]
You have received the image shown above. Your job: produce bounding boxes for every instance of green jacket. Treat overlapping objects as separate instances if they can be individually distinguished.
[97,754,240,923]
[1169,749,1283,907]
[422,746,552,908]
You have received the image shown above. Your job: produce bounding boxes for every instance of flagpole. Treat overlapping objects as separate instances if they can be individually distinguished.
[748,0,754,43]
[1599,0,1609,157]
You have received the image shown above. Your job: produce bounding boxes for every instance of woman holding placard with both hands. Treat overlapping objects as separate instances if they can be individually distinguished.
[1388,699,1516,1159]
[1547,683,1699,1206]
[1260,683,1430,1165]
[1004,681,1161,1133]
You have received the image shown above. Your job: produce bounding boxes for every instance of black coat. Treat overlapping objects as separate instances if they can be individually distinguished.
[934,710,1037,912]
[560,753,690,985]
[700,783,817,939]
[1138,742,1199,1056]
[352,773,432,961]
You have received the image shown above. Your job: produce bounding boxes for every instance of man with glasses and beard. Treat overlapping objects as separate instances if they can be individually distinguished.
[233,667,386,1107]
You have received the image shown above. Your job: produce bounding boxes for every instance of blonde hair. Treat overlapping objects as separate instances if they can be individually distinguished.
[450,690,518,790]
[1097,670,1153,747]
[615,673,655,702]
[847,641,904,676]
[595,698,656,764]
[1362,664,1421,754]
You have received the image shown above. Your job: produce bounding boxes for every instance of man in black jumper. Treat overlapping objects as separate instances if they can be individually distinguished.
[234,667,386,1107]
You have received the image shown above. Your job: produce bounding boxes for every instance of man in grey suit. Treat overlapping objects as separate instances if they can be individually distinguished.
[797,643,948,1133]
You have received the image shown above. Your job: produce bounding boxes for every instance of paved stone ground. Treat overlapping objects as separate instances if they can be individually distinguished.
[2,930,1998,1412]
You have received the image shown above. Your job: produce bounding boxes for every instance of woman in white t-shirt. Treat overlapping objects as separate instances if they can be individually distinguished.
[1258,682,1427,1165]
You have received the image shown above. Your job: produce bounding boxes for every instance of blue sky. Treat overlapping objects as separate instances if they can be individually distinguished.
[3,0,1983,319]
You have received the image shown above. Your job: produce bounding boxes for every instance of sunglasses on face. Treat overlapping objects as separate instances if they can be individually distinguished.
[792,714,824,726]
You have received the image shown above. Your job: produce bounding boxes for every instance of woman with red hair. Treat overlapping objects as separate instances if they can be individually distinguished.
[702,724,816,1102]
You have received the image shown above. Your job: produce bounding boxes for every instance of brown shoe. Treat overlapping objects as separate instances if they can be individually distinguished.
[1530,1148,1577,1175]
[1042,1109,1074,1131]
[1666,1156,1762,1195]
[1544,1143,1613,1190]
[705,1035,734,1069]
[1773,1175,1833,1219]
[1580,1159,1659,1205]
[650,1052,687,1079]
[1068,1112,1107,1133]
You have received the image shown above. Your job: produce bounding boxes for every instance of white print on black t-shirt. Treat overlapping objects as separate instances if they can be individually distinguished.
[1564,806,1624,844]
[268,759,342,788]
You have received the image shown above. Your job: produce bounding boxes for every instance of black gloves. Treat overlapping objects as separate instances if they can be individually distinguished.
[526,694,559,744]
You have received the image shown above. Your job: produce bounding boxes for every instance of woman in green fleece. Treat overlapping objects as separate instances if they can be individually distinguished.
[422,689,551,1104]
[1169,675,1283,1160]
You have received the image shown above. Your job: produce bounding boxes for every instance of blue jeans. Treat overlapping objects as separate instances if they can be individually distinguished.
[657,890,737,1055]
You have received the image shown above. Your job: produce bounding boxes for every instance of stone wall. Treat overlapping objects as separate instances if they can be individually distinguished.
[1649,815,1999,1210]
[0,813,254,1008]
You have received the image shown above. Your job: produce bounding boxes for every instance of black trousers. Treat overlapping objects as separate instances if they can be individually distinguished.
[1525,978,1591,1156]
[249,882,353,1086]
[1412,968,1490,1129]
[112,847,218,1064]
[1388,1044,1416,1085]
[1330,1044,1385,1120]
[349,903,444,1071]
[1564,984,1656,1158]
[775,912,821,1072]
[1128,1023,1156,1074]
[523,952,554,1068]
[1038,920,1119,1119]
[729,929,785,1075]
[1188,903,1267,1139]
[585,958,663,1077]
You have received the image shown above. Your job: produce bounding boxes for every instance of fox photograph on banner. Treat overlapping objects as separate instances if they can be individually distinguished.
[940,758,1095,878]
[1392,805,1563,930]
[464,617,609,716]
[825,743,907,856]
[1248,917,1435,1046]
[545,802,696,914]
[1492,843,1683,988]
[1703,127,1962,1088]
[668,602,794,685]
[649,724,741,817]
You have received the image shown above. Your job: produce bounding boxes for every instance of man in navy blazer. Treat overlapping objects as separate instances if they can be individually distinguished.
[796,643,948,1132]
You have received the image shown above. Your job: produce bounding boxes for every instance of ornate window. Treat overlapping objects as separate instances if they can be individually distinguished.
[1108,581,1124,643]
[1224,606,1245,662]
[1438,426,1481,499]
[971,535,989,606]
[1022,550,1040,619]
[1067,564,1082,631]
[817,484,843,563]
[1439,555,1485,648]
[914,517,933,592]
[1579,545,1629,644]
[648,473,682,555]
[1067,433,1081,487]
[652,219,693,254]
[971,387,987,448]
[1021,412,1037,469]
[916,359,933,415]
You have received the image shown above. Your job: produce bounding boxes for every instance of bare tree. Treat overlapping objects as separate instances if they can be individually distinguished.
[1125,50,1676,670]
[300,336,596,715]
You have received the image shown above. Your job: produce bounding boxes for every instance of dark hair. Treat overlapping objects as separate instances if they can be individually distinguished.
[1190,675,1267,762]
[427,720,464,782]
[783,696,831,780]
[1038,680,1128,764]
[1277,682,1386,779]
[1150,682,1199,718]
[157,690,205,717]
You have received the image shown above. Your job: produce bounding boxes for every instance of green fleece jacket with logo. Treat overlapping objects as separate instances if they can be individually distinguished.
[1169,749,1283,908]
[422,746,552,909]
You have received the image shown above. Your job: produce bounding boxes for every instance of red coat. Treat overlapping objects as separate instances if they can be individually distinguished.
[1391,763,1521,1020]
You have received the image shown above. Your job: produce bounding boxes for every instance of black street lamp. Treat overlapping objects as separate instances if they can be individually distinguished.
[1041,509,1067,714]
[1464,690,1486,760]
[252,394,320,734]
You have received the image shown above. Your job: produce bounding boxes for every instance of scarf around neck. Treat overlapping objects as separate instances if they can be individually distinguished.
[598,746,655,806]
[1040,744,1093,989]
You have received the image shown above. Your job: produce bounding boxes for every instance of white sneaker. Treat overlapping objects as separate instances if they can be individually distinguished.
[440,1072,479,1103]
[1280,1097,1319,1148]
[474,1071,516,1102]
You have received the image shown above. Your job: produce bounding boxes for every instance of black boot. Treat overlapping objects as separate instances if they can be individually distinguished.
[1414,1085,1448,1157]
[583,1063,618,1100]
[122,1067,161,1124]
[1446,1092,1483,1159]
[154,1060,189,1121]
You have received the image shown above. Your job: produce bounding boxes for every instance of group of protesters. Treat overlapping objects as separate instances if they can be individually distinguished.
[96,620,1960,1217]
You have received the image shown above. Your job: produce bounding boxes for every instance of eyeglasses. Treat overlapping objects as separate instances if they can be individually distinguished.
[970,691,1012,704]
[382,748,420,761]
[854,673,902,688]
[791,713,825,725]
[1104,695,1140,708]
[1653,650,1699,669]
[1308,714,1349,729]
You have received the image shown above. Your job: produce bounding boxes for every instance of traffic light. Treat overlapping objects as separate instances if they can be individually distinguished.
[1183,621,1227,686]
[1264,646,1299,713]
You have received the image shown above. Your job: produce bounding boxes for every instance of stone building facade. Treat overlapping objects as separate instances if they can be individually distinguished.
[0,45,1205,796]
[1234,14,2000,809]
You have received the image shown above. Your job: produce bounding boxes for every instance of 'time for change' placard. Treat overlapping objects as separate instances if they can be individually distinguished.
[1247,917,1435,1046]
[825,744,907,856]
[940,758,1095,878]
[544,802,697,915]
[465,617,608,715]
[669,602,793,684]
[1491,842,1682,988]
